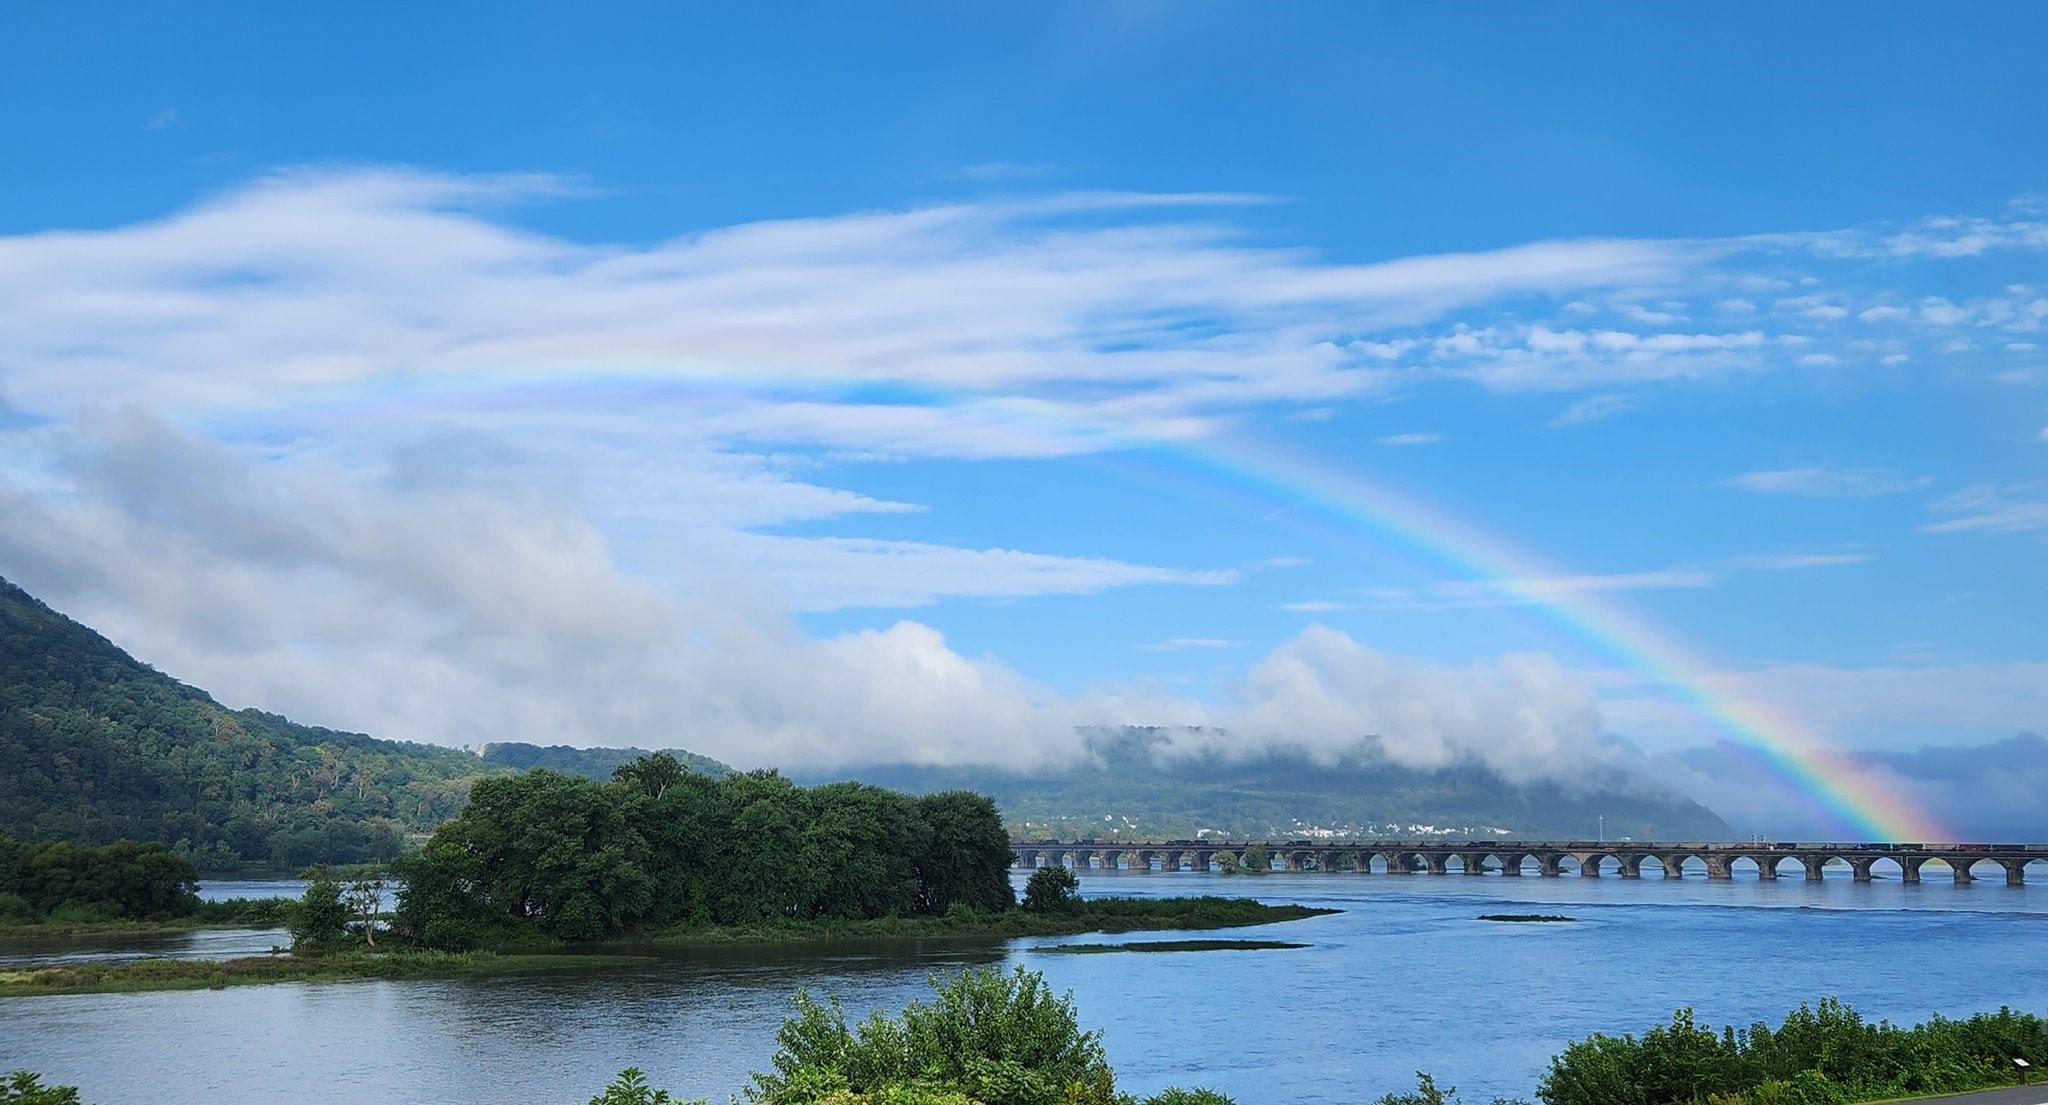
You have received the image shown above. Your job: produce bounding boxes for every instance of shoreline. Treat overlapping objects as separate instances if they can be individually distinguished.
[0,899,1336,997]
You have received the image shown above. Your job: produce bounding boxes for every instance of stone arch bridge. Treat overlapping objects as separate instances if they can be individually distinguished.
[1011,840,2048,885]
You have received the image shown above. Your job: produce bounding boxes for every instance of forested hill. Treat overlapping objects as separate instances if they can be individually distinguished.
[802,728,1735,842]
[0,576,509,869]
[480,741,731,780]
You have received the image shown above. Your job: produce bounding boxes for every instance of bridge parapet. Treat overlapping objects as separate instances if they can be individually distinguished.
[1008,840,2044,885]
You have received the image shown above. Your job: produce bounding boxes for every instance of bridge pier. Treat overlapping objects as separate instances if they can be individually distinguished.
[1005,841,2042,890]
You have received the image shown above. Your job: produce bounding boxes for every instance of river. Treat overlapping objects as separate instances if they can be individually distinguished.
[2,867,2043,1104]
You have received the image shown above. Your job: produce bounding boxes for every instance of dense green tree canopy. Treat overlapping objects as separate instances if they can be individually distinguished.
[0,833,199,922]
[393,761,1017,946]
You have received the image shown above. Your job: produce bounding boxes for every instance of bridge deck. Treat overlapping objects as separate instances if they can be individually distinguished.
[1010,840,2048,884]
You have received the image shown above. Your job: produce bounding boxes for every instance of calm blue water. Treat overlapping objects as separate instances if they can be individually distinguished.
[2,867,2043,1105]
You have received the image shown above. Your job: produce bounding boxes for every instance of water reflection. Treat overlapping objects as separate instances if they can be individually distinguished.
[2,869,2042,1105]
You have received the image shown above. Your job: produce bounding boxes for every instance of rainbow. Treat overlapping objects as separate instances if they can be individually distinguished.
[219,370,1948,841]
[1148,433,1948,843]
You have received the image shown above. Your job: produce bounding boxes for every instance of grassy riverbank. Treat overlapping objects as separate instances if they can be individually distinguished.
[626,896,1337,948]
[0,949,654,997]
[0,897,1333,996]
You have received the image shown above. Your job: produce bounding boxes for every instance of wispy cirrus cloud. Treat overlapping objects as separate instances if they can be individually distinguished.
[1723,467,1931,498]
[1138,637,1246,652]
[1286,551,1868,613]
[1921,483,2048,534]
[1549,393,1635,426]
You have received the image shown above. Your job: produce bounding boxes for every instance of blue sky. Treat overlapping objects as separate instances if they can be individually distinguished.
[0,5,2043,823]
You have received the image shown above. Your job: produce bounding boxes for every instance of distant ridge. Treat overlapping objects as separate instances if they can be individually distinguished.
[801,727,1735,842]
[480,741,731,780]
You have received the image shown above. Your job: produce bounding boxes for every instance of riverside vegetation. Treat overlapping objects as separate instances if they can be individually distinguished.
[0,758,1327,996]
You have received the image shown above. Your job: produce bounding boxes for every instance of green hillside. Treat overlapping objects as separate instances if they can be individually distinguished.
[0,576,509,869]
[480,741,731,780]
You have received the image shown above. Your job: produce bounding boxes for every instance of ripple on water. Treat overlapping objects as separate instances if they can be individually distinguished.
[2,869,2043,1105]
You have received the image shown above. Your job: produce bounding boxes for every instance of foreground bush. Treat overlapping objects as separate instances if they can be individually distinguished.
[0,1072,80,1105]
[1537,999,2048,1105]
[595,966,1234,1105]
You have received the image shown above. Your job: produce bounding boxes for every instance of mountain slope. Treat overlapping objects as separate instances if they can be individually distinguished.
[802,728,1734,841]
[480,741,731,780]
[0,576,508,868]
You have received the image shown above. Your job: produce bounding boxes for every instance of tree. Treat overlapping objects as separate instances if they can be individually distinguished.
[612,753,689,800]
[286,869,353,953]
[344,870,385,947]
[748,966,1111,1105]
[1021,865,1079,913]
[911,791,1017,915]
[0,1072,81,1105]
[591,1068,700,1105]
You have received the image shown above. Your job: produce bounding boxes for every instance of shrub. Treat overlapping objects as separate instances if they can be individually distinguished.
[1021,867,1080,913]
[284,870,353,953]
[0,1072,81,1105]
[748,966,1241,1105]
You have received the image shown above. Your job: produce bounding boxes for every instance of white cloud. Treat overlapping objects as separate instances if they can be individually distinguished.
[1279,600,1349,613]
[1724,467,1931,498]
[1138,638,1245,652]
[0,168,1698,445]
[1858,306,1911,323]
[1797,353,1840,367]
[1727,552,1870,571]
[1184,627,1606,780]
[146,107,181,131]
[1921,484,2048,534]
[1375,432,1441,446]
[1777,295,1848,321]
[1549,393,1635,426]
[1353,568,1717,610]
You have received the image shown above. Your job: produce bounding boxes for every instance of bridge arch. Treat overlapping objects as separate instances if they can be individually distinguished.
[1656,853,1707,879]
[1457,852,1500,875]
[1573,852,1617,877]
[1748,853,1798,880]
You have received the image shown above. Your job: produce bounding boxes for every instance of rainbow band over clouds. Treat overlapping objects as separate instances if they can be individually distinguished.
[240,369,1948,843]
[1166,435,1949,844]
